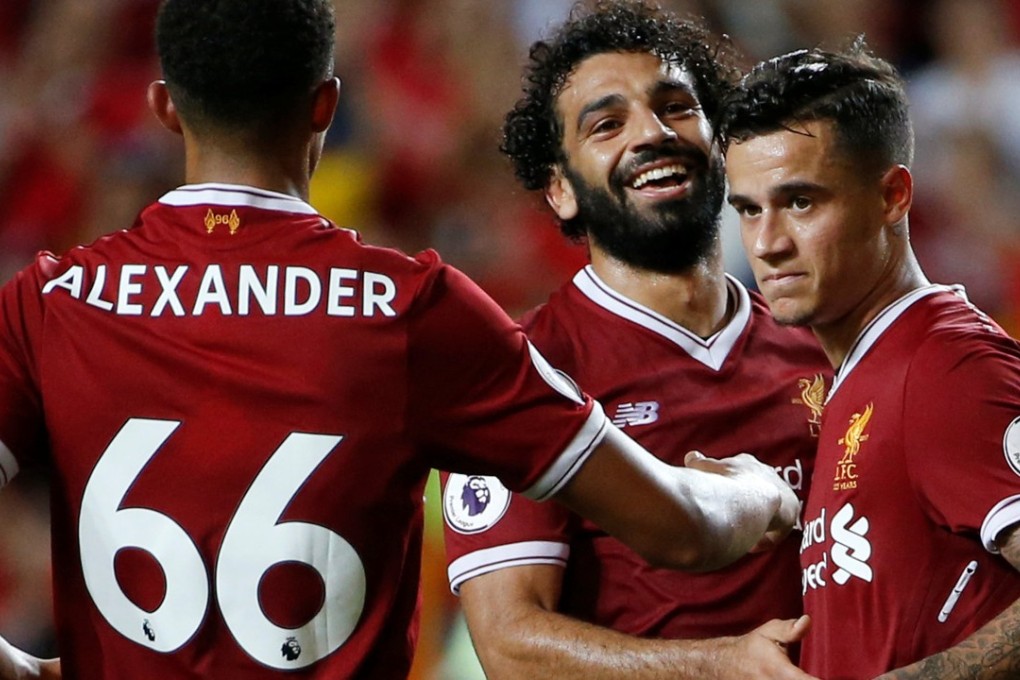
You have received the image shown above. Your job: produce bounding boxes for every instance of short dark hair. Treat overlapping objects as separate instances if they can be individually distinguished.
[718,37,914,172]
[156,0,335,134]
[502,0,737,236]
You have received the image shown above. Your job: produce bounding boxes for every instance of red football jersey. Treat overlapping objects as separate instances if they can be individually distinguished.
[443,267,830,638]
[0,184,608,679]
[800,286,1020,678]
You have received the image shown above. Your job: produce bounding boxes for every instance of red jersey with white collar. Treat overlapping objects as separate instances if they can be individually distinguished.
[443,267,829,639]
[0,184,606,679]
[800,286,1020,678]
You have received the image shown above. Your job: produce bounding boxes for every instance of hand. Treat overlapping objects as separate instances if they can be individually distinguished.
[0,634,60,680]
[711,615,818,680]
[37,660,60,680]
[684,450,800,551]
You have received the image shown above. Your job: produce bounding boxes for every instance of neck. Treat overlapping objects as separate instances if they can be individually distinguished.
[589,246,731,338]
[812,249,929,369]
[181,128,314,201]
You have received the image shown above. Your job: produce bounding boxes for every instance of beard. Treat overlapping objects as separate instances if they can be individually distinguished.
[562,147,726,274]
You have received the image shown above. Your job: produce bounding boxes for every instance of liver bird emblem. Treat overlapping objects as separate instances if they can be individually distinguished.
[798,375,826,420]
[837,403,873,463]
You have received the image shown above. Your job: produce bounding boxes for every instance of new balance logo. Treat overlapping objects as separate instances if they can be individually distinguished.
[611,401,660,428]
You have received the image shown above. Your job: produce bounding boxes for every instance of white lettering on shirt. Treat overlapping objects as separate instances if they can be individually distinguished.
[42,266,83,298]
[152,265,188,317]
[117,265,147,316]
[41,263,400,319]
[86,265,115,311]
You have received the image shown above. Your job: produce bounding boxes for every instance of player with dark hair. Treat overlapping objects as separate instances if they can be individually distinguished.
[722,39,1020,678]
[0,0,802,678]
[441,2,829,678]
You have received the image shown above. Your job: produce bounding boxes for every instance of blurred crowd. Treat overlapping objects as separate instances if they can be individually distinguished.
[0,0,1018,677]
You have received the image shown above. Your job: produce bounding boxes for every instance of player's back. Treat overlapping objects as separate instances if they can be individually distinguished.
[7,184,460,678]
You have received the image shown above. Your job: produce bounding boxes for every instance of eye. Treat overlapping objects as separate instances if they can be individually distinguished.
[734,204,762,218]
[590,117,622,136]
[662,101,696,117]
[790,196,812,211]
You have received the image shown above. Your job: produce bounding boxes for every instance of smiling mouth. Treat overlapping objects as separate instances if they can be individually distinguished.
[629,163,690,191]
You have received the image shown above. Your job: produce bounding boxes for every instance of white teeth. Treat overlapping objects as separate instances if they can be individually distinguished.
[631,163,688,189]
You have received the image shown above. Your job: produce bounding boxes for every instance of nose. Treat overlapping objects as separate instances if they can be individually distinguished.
[746,211,794,263]
[631,107,677,149]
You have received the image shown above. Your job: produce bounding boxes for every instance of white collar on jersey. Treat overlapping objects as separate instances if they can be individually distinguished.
[572,265,751,371]
[827,283,962,402]
[158,183,320,215]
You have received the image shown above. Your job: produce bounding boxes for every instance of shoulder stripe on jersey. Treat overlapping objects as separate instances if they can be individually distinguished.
[828,284,954,401]
[158,183,319,215]
[0,440,19,488]
[981,494,1020,554]
[572,266,751,371]
[447,540,569,595]
[522,402,608,502]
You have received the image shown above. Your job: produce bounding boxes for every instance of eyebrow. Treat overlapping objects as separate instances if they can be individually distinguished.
[728,180,827,206]
[576,93,625,132]
[574,78,700,132]
[652,79,698,100]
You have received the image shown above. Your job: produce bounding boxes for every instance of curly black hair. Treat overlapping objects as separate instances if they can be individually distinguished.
[502,0,738,235]
[156,0,335,134]
[717,37,914,172]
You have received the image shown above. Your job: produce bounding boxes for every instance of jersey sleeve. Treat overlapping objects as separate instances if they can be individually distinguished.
[903,330,1020,552]
[407,262,608,500]
[0,257,51,484]
[440,470,574,594]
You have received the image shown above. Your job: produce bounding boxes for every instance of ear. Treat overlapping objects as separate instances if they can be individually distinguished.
[545,166,579,221]
[146,80,183,135]
[311,77,341,133]
[880,164,913,226]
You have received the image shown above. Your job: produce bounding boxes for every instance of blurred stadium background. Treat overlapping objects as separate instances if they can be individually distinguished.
[0,0,1017,677]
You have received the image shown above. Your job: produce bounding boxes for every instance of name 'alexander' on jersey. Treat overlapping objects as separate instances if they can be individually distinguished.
[39,259,399,319]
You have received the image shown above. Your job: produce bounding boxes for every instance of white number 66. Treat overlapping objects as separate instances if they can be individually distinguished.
[78,418,366,669]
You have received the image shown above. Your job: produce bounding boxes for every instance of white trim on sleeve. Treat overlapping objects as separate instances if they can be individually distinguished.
[980,494,1020,553]
[448,540,569,595]
[522,402,609,502]
[0,440,19,488]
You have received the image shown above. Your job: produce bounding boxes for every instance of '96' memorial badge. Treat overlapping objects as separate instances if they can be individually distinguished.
[443,474,511,534]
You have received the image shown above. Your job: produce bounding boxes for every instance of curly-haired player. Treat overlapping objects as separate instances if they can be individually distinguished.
[442,2,832,678]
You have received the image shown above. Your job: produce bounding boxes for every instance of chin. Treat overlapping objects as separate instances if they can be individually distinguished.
[765,300,814,328]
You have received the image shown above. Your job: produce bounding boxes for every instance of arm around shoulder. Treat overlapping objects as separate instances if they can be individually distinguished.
[459,562,817,680]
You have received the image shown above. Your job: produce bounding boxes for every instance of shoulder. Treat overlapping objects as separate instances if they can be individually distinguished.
[906,291,1020,384]
[517,281,591,370]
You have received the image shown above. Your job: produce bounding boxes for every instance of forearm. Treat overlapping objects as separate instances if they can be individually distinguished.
[879,527,1020,680]
[554,427,788,571]
[876,598,1020,679]
[460,565,813,680]
[472,603,746,680]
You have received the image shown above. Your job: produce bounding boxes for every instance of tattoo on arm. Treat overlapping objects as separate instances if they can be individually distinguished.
[880,527,1020,679]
